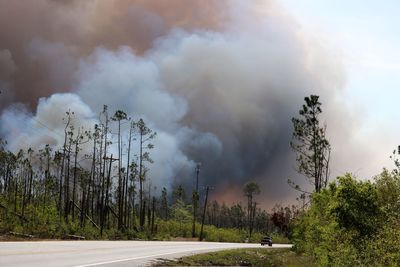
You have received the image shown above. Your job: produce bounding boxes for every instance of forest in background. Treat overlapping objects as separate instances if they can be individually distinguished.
[0,105,292,243]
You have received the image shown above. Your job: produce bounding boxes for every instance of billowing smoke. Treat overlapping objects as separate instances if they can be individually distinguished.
[0,0,228,108]
[1,0,383,207]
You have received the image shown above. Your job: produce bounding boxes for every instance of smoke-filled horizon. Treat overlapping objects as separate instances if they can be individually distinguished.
[0,0,389,208]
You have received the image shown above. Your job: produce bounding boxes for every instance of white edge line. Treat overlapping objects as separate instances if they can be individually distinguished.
[73,245,267,267]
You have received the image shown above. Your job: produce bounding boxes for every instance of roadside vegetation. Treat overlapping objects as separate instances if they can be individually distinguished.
[292,171,400,266]
[289,95,400,265]
[153,248,315,267]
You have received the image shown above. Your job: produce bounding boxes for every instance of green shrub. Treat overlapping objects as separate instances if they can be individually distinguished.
[293,173,400,266]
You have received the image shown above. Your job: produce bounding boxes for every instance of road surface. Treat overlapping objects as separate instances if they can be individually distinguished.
[0,240,292,266]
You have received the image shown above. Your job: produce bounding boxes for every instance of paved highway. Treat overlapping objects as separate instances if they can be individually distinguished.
[0,240,291,266]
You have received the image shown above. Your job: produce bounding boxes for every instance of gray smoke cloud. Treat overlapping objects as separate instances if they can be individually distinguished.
[0,0,229,109]
[1,0,385,208]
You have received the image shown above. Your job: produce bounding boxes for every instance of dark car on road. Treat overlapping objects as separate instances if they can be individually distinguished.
[261,236,272,246]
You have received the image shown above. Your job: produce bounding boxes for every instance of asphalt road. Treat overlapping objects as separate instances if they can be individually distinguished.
[0,240,292,267]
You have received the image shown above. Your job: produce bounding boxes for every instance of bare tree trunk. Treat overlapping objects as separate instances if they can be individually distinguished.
[139,131,143,229]
[27,166,33,206]
[59,121,70,221]
[147,183,151,228]
[151,196,155,234]
[117,120,122,230]
[65,138,72,223]
[14,173,18,213]
[101,154,113,234]
[124,122,133,226]
[88,131,96,222]
[21,166,27,218]
[131,183,136,228]
[250,202,257,239]
[141,199,146,228]
[72,132,79,222]
[100,109,108,235]
[43,148,50,210]
[80,183,86,227]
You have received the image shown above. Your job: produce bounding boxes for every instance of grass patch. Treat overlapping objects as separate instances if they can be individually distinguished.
[153,248,316,266]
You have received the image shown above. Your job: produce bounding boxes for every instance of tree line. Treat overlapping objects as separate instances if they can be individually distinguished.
[0,105,288,241]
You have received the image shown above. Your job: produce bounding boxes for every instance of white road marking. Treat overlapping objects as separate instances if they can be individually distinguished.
[74,247,226,267]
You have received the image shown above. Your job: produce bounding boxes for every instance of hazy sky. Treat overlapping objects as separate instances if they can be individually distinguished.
[280,0,400,174]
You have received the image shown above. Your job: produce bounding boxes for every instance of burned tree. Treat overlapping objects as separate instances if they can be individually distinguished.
[111,110,127,230]
[134,118,156,229]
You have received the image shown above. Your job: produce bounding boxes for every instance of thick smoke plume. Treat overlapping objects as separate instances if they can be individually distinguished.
[0,0,384,207]
[0,0,228,108]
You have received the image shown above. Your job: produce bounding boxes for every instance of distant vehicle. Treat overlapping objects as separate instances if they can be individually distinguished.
[260,236,272,246]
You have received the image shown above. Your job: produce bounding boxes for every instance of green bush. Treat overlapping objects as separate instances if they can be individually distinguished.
[293,173,400,266]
